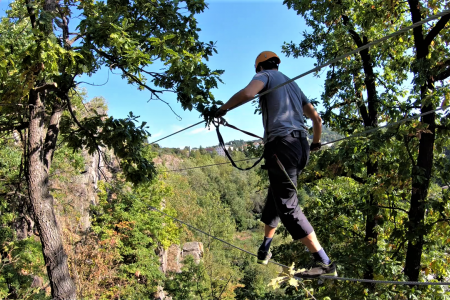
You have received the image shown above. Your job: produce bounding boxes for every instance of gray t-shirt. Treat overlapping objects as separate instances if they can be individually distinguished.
[252,70,310,143]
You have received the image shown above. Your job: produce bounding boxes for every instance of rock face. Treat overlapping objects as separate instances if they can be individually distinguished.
[182,242,204,263]
[157,242,204,275]
[167,244,182,273]
[154,242,204,300]
[77,148,103,231]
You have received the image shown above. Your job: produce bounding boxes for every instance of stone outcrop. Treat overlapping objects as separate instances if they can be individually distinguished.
[182,242,204,263]
[157,242,204,275]
[167,244,182,273]
[154,242,204,300]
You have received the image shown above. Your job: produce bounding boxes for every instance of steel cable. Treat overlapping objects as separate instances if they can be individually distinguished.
[147,10,450,147]
[254,10,450,100]
[149,205,450,286]
[162,104,449,172]
[149,121,204,144]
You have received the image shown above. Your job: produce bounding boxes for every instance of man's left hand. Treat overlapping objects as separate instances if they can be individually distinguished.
[310,142,321,152]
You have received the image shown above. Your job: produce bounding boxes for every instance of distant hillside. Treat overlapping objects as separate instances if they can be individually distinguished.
[309,126,343,143]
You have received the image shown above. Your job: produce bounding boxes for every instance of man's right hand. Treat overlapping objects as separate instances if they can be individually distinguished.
[215,108,228,118]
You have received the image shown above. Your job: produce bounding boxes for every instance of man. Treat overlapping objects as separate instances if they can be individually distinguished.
[215,51,337,278]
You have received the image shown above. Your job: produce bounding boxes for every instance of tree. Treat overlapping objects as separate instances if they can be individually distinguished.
[281,0,450,295]
[282,0,413,286]
[403,0,450,282]
[0,0,223,298]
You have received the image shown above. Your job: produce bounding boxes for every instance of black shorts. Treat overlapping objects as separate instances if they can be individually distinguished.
[260,131,314,240]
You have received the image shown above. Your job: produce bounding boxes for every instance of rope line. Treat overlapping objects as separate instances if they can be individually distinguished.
[162,157,259,172]
[149,205,450,286]
[162,104,449,172]
[319,276,450,286]
[148,205,286,268]
[149,121,204,144]
[254,10,450,101]
[322,104,450,146]
[147,10,449,147]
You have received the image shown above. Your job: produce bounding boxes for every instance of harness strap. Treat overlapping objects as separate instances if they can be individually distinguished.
[214,118,264,171]
[220,120,264,140]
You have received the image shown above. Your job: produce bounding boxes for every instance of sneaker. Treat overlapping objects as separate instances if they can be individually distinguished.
[257,250,272,265]
[294,261,337,278]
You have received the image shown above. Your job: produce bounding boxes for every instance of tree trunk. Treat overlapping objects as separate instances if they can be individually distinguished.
[404,95,435,282]
[26,90,76,300]
[403,0,437,282]
[348,27,379,285]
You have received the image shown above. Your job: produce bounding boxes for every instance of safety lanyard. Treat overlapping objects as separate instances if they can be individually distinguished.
[213,118,264,171]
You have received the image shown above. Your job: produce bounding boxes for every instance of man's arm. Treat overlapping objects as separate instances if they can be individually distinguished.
[217,80,265,115]
[303,103,322,144]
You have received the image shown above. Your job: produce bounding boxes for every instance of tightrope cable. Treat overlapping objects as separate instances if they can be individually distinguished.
[322,105,450,146]
[162,157,260,172]
[253,10,450,101]
[149,121,204,145]
[319,276,450,286]
[147,10,450,147]
[148,205,287,268]
[149,205,450,286]
[162,103,449,172]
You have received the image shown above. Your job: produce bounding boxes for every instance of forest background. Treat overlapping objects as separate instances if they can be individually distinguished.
[0,0,450,299]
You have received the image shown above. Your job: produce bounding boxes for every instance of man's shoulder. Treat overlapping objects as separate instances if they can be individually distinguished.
[266,70,290,79]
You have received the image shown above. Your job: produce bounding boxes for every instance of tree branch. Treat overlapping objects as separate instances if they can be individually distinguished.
[0,122,29,133]
[424,14,450,46]
[342,15,363,47]
[33,83,58,93]
[25,0,36,29]
[67,34,83,46]
[93,48,163,97]
[428,218,450,226]
[434,68,450,82]
[377,205,408,214]
[93,48,182,119]
[404,136,416,167]
[350,174,366,184]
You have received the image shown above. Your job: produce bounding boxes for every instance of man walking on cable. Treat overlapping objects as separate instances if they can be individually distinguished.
[216,51,337,278]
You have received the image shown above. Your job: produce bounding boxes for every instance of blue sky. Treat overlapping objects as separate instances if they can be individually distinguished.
[0,0,327,148]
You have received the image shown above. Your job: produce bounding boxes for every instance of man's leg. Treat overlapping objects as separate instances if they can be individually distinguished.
[257,187,279,265]
[300,231,331,266]
[259,224,276,252]
[265,224,276,239]
[300,231,322,252]
[265,135,335,277]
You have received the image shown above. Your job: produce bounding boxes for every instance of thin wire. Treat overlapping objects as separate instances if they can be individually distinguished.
[254,10,450,101]
[147,10,450,147]
[319,276,450,286]
[162,104,450,172]
[149,205,450,286]
[162,157,259,172]
[149,205,287,269]
[149,121,204,144]
[322,105,450,146]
